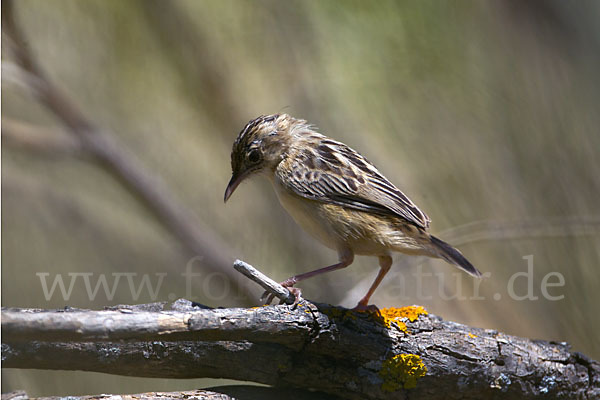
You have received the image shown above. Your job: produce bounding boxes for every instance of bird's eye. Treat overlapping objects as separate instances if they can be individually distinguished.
[247,149,261,164]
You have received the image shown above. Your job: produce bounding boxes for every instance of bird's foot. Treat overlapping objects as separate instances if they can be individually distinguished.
[352,302,380,313]
[260,278,302,306]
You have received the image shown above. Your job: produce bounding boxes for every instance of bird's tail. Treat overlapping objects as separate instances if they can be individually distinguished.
[429,235,482,277]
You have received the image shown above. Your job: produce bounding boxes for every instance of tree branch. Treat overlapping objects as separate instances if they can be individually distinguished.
[233,260,296,305]
[140,0,244,135]
[2,296,598,399]
[1,387,335,400]
[1,0,252,299]
[1,118,85,156]
[438,216,600,247]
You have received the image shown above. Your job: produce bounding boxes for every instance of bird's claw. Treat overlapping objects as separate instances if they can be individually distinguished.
[287,287,303,306]
[260,279,302,306]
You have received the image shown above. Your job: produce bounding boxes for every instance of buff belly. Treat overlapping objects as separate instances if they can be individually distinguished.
[272,180,431,257]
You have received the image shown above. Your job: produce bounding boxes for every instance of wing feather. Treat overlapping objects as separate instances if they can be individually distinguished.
[277,139,431,229]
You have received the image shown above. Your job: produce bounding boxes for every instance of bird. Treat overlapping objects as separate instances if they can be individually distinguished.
[224,114,482,310]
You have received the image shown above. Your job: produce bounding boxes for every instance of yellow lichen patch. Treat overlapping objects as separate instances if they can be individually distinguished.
[383,306,428,322]
[379,354,427,391]
[392,320,408,333]
[323,307,359,322]
[377,306,428,330]
[468,333,477,338]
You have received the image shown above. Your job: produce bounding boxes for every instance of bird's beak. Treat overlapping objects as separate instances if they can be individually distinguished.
[224,172,245,203]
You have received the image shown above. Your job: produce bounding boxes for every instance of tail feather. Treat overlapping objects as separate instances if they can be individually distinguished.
[430,235,482,277]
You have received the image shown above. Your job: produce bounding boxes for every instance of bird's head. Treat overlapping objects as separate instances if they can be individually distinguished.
[224,113,305,202]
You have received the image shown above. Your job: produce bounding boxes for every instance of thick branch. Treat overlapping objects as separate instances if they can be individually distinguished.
[0,390,233,400]
[1,387,334,400]
[2,300,598,399]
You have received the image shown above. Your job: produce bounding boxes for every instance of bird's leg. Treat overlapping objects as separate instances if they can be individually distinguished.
[353,255,392,312]
[262,249,354,305]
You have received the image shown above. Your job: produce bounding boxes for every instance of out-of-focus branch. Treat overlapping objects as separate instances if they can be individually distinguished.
[1,1,252,300]
[439,216,600,247]
[1,118,85,156]
[141,0,243,135]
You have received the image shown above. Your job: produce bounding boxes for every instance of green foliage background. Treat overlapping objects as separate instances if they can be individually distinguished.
[2,0,599,396]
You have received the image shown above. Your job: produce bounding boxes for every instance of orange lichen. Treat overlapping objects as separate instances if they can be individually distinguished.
[382,306,428,322]
[377,306,428,331]
[379,353,427,391]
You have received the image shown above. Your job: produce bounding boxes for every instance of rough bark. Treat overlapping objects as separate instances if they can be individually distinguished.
[2,300,598,399]
[1,387,335,400]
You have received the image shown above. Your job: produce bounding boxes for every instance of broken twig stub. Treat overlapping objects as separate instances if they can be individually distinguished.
[233,259,296,305]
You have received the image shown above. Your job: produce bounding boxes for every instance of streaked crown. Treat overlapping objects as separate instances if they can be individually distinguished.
[225,113,307,201]
[230,114,306,175]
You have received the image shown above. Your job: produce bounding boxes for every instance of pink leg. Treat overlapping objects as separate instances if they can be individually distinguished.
[262,249,354,305]
[354,255,393,311]
[281,249,354,286]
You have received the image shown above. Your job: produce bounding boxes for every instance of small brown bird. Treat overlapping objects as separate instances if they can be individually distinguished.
[225,114,481,310]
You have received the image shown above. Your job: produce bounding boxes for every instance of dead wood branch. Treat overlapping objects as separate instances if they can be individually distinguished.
[0,387,334,400]
[233,260,296,305]
[2,296,598,399]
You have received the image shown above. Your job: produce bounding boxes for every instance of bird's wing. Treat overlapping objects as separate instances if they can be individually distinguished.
[277,139,431,229]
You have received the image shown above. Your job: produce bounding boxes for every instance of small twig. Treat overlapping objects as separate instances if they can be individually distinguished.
[233,260,296,305]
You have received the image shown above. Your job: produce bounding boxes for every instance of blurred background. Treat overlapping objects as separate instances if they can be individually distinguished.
[2,0,599,396]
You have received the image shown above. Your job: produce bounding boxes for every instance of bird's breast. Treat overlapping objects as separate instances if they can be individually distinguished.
[270,175,402,256]
[271,177,341,251]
